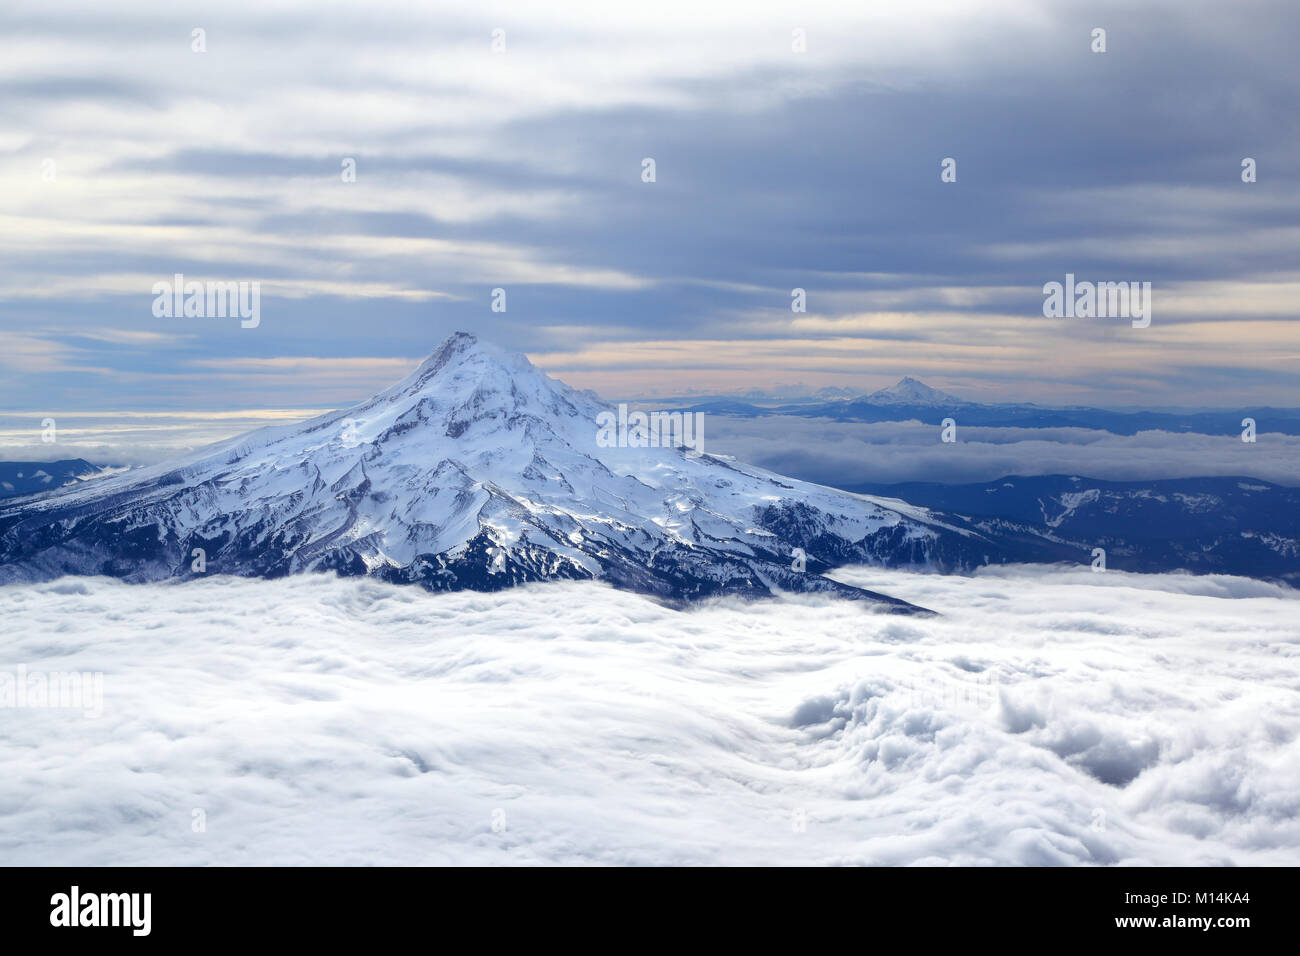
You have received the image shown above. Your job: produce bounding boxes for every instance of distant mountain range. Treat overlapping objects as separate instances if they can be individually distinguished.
[846,475,1300,585]
[730,379,963,404]
[675,378,1300,436]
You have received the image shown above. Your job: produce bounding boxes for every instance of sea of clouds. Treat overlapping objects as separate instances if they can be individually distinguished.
[703,417,1300,487]
[0,567,1296,866]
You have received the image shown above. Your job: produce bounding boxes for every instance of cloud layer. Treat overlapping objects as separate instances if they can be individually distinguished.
[1,567,1296,865]
[703,416,1300,486]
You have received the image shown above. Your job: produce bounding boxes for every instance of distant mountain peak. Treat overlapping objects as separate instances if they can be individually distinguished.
[867,377,964,406]
[813,385,862,401]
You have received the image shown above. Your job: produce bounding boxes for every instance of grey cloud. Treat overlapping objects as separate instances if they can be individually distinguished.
[0,0,1297,407]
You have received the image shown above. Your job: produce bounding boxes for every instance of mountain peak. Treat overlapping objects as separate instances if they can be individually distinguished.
[404,330,515,381]
[369,331,548,408]
[867,377,963,406]
[431,329,479,360]
[338,331,599,461]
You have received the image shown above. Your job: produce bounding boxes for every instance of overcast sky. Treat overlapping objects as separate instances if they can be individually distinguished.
[1,0,1297,411]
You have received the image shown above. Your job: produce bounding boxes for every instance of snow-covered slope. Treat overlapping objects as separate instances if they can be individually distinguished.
[0,333,1075,607]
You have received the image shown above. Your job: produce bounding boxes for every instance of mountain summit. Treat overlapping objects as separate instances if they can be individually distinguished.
[0,333,1068,608]
[866,377,965,406]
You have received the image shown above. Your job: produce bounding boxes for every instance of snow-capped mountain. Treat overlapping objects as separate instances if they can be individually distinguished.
[0,333,1079,608]
[813,385,863,401]
[866,377,966,406]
